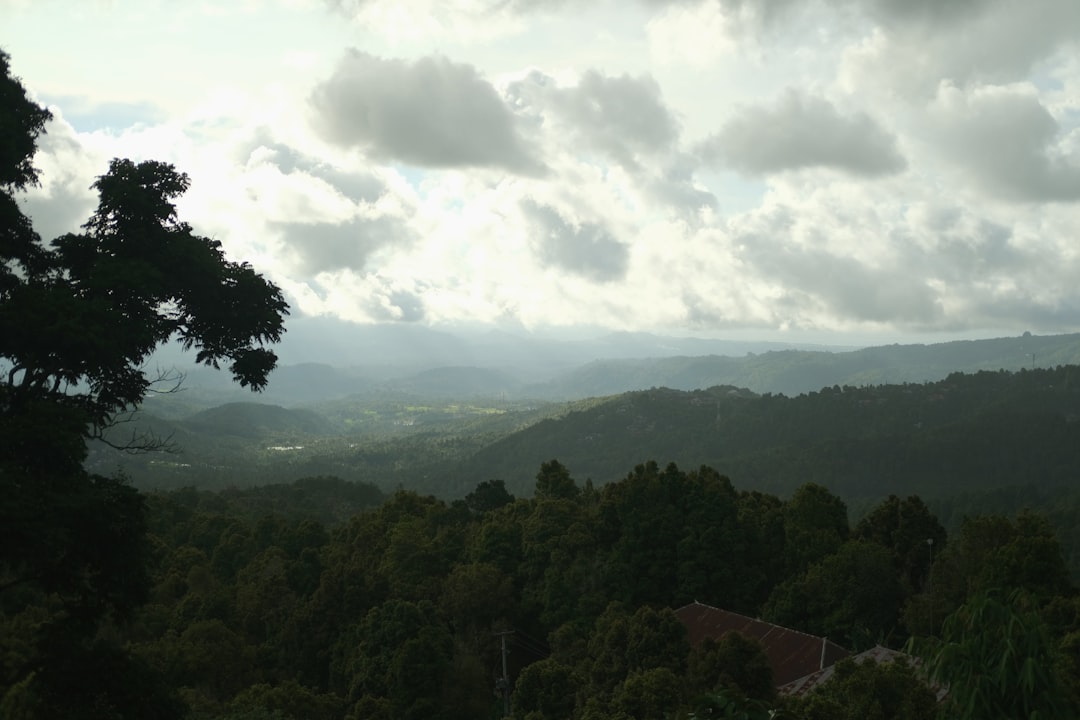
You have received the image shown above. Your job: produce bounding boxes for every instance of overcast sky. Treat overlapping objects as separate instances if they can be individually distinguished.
[4,0,1080,345]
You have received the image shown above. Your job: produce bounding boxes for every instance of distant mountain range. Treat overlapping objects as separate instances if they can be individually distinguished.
[144,330,1080,411]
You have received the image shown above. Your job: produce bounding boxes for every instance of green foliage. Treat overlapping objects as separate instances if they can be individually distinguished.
[611,666,684,720]
[785,657,936,720]
[765,541,904,650]
[854,495,946,594]
[512,658,580,720]
[581,603,690,706]
[687,633,775,702]
[683,688,780,720]
[465,478,515,513]
[598,462,751,610]
[782,483,849,575]
[904,511,1073,636]
[535,458,580,499]
[8,452,1066,720]
[227,680,345,720]
[909,589,1075,720]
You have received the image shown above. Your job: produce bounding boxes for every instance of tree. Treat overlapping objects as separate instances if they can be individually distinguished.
[534,459,580,500]
[764,541,904,650]
[782,483,849,575]
[0,48,288,718]
[1,55,288,598]
[786,657,936,720]
[465,478,515,514]
[5,154,287,439]
[687,633,775,703]
[511,658,580,720]
[582,603,689,703]
[854,495,946,594]
[909,589,1076,719]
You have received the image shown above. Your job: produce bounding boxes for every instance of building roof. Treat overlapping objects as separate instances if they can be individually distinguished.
[674,601,850,687]
[778,645,949,701]
[778,645,909,697]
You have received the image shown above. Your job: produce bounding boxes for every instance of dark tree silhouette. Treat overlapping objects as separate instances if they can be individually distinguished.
[0,47,289,718]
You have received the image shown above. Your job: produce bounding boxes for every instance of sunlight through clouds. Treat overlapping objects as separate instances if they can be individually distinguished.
[5,0,1080,342]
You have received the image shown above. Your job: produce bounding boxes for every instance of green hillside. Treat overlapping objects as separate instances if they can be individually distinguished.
[436,366,1080,500]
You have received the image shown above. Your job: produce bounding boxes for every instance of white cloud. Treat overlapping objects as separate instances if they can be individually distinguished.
[17,111,105,243]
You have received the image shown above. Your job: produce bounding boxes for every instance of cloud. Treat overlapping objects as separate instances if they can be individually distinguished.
[841,0,1080,97]
[729,203,942,326]
[275,215,413,275]
[241,134,387,204]
[699,90,906,177]
[506,70,712,218]
[521,199,630,283]
[927,83,1080,202]
[38,94,166,133]
[309,51,542,174]
[863,0,996,26]
[296,270,431,323]
[526,70,681,168]
[16,112,104,243]
[227,135,420,276]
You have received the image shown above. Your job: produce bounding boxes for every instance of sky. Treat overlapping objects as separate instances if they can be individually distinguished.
[4,0,1080,347]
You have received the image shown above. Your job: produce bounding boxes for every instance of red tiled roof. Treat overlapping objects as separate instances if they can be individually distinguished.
[674,601,850,687]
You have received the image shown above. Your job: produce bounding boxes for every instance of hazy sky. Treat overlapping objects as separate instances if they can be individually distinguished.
[5,0,1080,344]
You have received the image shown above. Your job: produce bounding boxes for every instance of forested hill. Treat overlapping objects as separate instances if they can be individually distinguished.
[527,332,1080,399]
[435,365,1080,501]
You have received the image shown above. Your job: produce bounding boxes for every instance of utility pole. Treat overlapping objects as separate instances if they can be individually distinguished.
[494,630,513,717]
[927,538,934,633]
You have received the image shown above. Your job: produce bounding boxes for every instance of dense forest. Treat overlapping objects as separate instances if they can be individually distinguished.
[92,364,1080,582]
[7,464,1079,718]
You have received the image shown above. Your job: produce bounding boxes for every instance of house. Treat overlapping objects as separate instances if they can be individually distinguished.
[674,601,849,687]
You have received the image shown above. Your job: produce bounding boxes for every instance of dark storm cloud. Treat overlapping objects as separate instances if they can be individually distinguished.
[930,88,1080,202]
[275,215,414,275]
[699,91,906,177]
[521,199,630,283]
[310,51,543,175]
